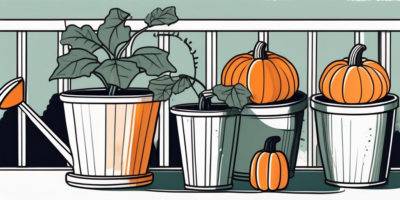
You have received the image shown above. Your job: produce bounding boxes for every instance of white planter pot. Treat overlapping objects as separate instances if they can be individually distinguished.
[311,93,399,187]
[233,91,307,180]
[171,104,241,190]
[60,88,160,189]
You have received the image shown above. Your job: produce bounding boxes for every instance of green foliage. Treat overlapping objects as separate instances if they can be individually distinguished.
[145,6,179,27]
[172,76,192,94]
[128,47,176,76]
[95,59,140,89]
[49,49,100,80]
[60,25,102,53]
[50,7,179,92]
[98,8,131,56]
[148,76,180,101]
[213,84,252,109]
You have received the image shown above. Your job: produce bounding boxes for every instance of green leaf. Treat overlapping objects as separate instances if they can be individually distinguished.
[128,47,177,76]
[95,58,141,89]
[148,76,180,101]
[172,76,192,94]
[98,8,131,55]
[60,25,102,53]
[49,49,100,80]
[213,84,252,109]
[145,6,179,27]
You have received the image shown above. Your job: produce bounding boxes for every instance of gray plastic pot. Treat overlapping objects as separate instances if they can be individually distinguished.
[233,91,307,180]
[311,93,399,187]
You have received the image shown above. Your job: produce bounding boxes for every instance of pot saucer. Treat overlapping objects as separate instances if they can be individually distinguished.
[66,172,153,189]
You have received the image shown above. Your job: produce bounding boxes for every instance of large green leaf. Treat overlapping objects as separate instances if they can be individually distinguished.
[49,49,100,80]
[145,6,179,27]
[95,58,141,89]
[128,47,176,76]
[148,76,180,101]
[60,25,102,53]
[172,76,192,94]
[213,84,251,109]
[98,8,131,55]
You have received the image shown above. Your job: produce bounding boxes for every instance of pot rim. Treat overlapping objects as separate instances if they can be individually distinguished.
[60,88,153,104]
[241,91,307,116]
[311,93,399,115]
[171,103,240,117]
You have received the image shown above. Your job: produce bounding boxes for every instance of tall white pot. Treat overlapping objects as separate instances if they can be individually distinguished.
[171,104,241,190]
[60,88,160,189]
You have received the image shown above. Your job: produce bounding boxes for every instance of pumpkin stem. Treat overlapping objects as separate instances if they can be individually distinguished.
[348,44,367,66]
[264,136,281,152]
[253,41,268,60]
[198,90,214,110]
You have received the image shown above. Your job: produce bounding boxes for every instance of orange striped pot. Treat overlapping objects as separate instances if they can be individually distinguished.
[60,88,160,189]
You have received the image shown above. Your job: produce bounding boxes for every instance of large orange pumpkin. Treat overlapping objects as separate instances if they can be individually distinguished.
[250,136,289,191]
[320,44,390,104]
[221,41,299,104]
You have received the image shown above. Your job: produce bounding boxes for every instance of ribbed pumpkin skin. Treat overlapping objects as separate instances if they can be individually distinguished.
[250,151,289,191]
[319,59,390,104]
[221,52,299,104]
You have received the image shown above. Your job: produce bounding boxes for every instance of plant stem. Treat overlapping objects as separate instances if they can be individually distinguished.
[348,44,367,66]
[94,72,108,89]
[254,41,268,60]
[117,26,148,58]
[185,76,206,90]
[108,85,117,95]
[185,76,206,97]
[264,136,281,152]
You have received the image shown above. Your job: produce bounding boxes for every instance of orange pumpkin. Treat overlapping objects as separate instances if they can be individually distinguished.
[221,41,299,104]
[320,44,390,104]
[250,136,289,191]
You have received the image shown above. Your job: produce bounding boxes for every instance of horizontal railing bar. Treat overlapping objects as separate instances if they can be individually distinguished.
[1,167,400,171]
[0,20,66,31]
[3,19,400,31]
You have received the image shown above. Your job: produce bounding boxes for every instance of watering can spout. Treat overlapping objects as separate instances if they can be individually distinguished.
[0,78,73,166]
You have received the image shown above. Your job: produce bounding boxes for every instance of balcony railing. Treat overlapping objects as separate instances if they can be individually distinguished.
[0,19,395,168]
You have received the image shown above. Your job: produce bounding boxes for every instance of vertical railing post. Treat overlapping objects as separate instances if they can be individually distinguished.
[158,32,170,167]
[206,32,217,89]
[17,32,27,167]
[258,32,269,48]
[355,32,365,44]
[57,32,71,93]
[378,32,391,78]
[307,32,318,167]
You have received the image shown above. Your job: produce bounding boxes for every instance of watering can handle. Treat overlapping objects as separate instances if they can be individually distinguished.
[19,102,73,166]
[0,77,73,166]
[198,90,215,110]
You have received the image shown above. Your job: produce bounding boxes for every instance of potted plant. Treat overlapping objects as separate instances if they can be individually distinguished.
[219,41,307,181]
[147,42,252,190]
[49,6,180,189]
[311,44,399,187]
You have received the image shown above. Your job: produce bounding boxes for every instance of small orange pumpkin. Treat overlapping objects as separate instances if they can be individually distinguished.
[320,44,390,104]
[250,136,289,191]
[221,41,299,104]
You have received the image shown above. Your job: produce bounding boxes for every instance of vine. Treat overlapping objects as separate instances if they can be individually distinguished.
[153,32,203,96]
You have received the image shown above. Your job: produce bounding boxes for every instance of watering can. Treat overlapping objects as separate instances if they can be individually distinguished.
[0,78,73,165]
[0,78,159,189]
